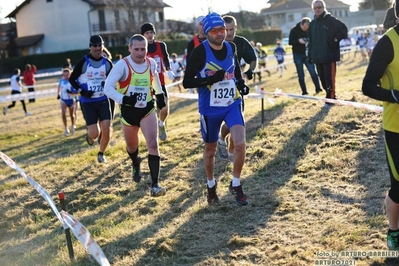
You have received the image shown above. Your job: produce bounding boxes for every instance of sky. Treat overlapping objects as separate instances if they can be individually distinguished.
[0,0,362,23]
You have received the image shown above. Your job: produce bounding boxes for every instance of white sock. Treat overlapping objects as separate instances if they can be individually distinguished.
[158,120,164,127]
[232,176,240,187]
[207,178,216,188]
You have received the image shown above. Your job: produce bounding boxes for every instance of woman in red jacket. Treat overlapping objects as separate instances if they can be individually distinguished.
[23,63,37,103]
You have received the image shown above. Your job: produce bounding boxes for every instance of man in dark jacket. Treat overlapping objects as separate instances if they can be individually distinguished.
[289,17,322,95]
[308,0,347,106]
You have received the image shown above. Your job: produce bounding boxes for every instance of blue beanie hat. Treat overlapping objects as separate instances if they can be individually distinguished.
[202,12,225,35]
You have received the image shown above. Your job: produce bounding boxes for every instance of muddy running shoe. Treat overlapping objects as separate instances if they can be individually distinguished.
[158,125,167,141]
[85,133,94,146]
[97,152,107,163]
[217,139,229,160]
[207,181,219,205]
[229,181,248,206]
[151,184,166,197]
[387,230,399,250]
[132,156,142,183]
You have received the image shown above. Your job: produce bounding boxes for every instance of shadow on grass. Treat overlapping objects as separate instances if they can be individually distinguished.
[0,97,333,265]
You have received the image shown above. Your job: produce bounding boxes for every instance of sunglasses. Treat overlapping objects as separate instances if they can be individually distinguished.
[208,27,226,35]
[90,44,103,47]
[313,6,323,9]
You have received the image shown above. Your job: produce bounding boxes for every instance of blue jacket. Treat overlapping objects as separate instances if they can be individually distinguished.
[308,11,348,63]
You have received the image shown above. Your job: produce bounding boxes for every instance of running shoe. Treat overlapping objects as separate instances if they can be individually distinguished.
[132,156,142,183]
[25,112,32,116]
[207,181,219,205]
[387,230,399,250]
[97,152,107,163]
[229,181,248,206]
[217,139,229,160]
[64,128,70,136]
[70,125,76,135]
[158,125,167,141]
[3,107,8,115]
[85,133,94,146]
[151,185,166,197]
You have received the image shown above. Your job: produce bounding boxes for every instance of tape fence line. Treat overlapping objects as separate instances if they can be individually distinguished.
[0,151,110,266]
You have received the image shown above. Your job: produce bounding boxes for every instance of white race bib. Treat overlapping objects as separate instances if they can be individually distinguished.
[210,80,235,107]
[87,80,104,98]
[127,85,148,108]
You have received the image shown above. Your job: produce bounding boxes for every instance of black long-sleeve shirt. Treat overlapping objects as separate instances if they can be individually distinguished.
[183,41,242,89]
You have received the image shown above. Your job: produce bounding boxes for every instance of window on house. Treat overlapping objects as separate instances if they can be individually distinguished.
[47,0,53,2]
[158,12,164,22]
[288,14,294,22]
[128,10,134,21]
[114,10,120,30]
[99,10,106,31]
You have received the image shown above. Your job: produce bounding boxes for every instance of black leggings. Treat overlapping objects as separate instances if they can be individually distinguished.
[386,130,399,203]
[8,90,27,113]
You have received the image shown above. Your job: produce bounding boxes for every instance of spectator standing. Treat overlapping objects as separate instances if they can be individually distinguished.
[362,1,399,249]
[23,63,37,103]
[308,0,348,107]
[69,35,113,163]
[104,34,167,196]
[3,68,31,116]
[183,12,250,206]
[141,22,174,141]
[288,17,322,95]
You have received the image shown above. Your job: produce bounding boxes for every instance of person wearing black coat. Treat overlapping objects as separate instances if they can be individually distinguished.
[289,17,322,95]
[308,0,347,106]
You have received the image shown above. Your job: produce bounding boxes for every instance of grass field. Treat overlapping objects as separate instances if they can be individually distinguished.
[0,53,398,265]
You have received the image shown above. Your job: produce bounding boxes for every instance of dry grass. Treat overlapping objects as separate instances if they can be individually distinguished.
[0,53,397,265]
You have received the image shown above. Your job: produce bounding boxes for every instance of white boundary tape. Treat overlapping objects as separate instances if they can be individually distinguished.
[0,79,383,114]
[167,82,383,113]
[0,151,110,266]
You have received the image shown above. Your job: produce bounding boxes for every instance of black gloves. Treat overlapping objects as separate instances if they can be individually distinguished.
[66,89,72,94]
[156,93,166,109]
[79,89,94,98]
[122,93,138,106]
[244,69,254,80]
[206,70,225,85]
[57,95,60,100]
[308,57,314,64]
[236,79,250,95]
